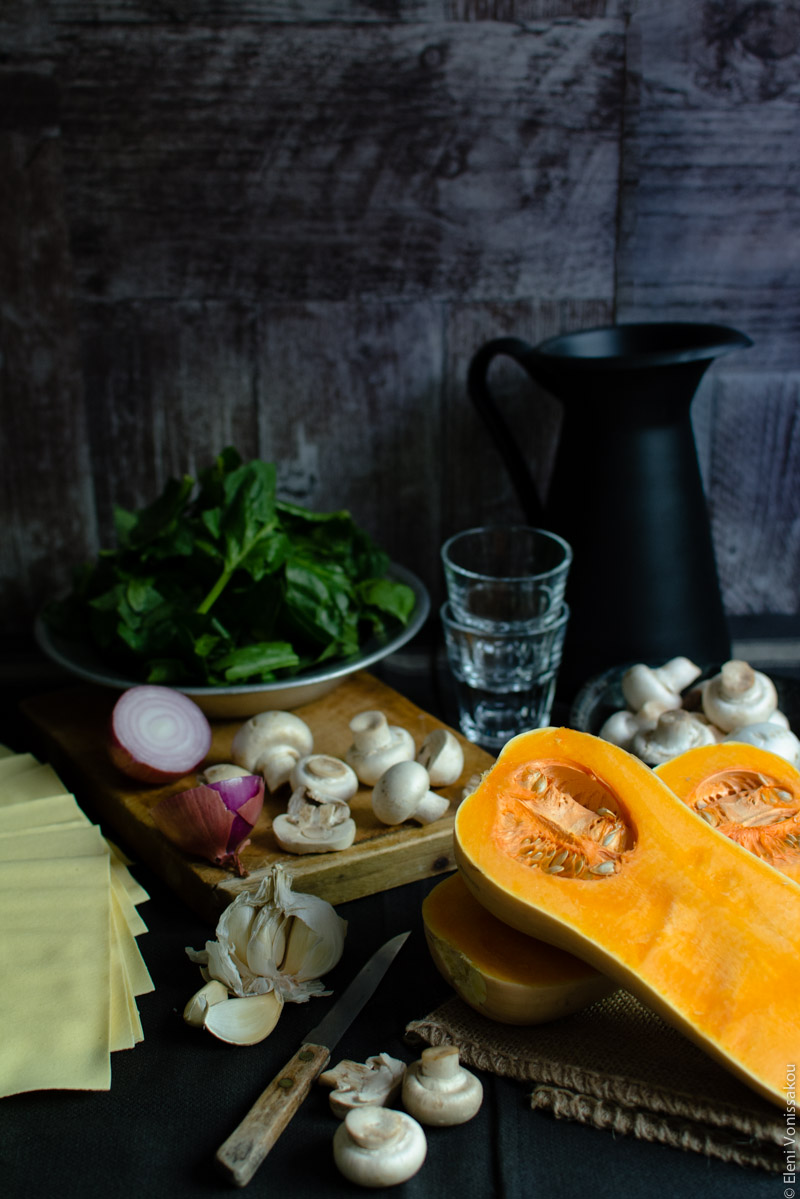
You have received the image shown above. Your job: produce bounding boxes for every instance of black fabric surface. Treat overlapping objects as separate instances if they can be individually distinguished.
[2,858,784,1199]
[3,635,795,1198]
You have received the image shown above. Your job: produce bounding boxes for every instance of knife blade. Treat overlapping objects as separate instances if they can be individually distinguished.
[215,930,410,1188]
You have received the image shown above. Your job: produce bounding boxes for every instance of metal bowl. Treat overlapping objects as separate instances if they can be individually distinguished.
[35,563,430,720]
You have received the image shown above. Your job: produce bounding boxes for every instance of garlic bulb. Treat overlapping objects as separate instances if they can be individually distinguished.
[185,865,347,1012]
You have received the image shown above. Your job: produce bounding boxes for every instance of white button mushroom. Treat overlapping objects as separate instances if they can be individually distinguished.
[598,699,672,752]
[345,710,415,786]
[333,1106,427,1188]
[723,722,800,768]
[702,660,779,732]
[415,728,464,787]
[401,1044,483,1127]
[289,754,359,803]
[371,761,450,826]
[621,657,701,712]
[632,708,717,765]
[231,711,314,791]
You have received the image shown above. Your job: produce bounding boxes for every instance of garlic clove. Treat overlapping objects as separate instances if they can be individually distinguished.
[203,990,284,1044]
[415,728,464,787]
[183,979,229,1027]
[186,866,346,1004]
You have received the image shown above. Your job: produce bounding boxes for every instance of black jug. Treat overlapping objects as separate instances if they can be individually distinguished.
[467,322,752,697]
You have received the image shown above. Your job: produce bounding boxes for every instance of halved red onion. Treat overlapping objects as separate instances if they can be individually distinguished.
[151,775,265,877]
[109,685,213,784]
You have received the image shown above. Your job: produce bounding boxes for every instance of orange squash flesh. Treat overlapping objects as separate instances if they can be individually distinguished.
[654,741,800,884]
[453,726,800,1108]
[423,872,615,1025]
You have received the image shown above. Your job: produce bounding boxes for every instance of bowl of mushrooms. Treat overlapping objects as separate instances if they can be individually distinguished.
[570,656,800,768]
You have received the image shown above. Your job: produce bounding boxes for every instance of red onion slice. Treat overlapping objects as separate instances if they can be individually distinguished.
[109,685,213,784]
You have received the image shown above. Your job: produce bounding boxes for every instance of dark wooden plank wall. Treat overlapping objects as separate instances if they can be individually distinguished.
[1,0,798,640]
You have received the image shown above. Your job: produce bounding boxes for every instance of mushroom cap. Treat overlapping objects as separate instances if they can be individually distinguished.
[289,754,359,802]
[372,760,432,824]
[401,1047,483,1126]
[333,1107,427,1187]
[231,711,314,778]
[416,728,464,786]
[346,716,416,786]
[632,709,716,765]
[723,722,800,767]
[702,660,778,732]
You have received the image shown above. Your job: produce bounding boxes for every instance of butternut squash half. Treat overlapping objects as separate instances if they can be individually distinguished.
[453,726,800,1108]
[423,872,615,1025]
[654,741,800,884]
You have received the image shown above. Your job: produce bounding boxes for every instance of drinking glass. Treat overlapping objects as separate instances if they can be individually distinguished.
[441,526,572,631]
[441,600,570,751]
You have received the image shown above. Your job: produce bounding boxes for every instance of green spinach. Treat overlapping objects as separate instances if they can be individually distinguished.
[47,449,416,686]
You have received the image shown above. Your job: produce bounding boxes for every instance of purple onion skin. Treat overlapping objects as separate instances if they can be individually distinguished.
[151,775,265,877]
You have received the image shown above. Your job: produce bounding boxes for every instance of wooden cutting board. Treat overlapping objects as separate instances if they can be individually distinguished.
[20,673,493,925]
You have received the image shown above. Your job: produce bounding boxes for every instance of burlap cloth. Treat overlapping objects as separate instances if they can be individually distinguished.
[405,990,793,1172]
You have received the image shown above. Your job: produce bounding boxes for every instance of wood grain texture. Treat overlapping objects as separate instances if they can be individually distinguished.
[0,71,97,618]
[55,20,624,302]
[79,300,260,544]
[21,671,494,923]
[215,1042,331,1188]
[1,2,798,642]
[616,0,800,371]
[707,371,800,615]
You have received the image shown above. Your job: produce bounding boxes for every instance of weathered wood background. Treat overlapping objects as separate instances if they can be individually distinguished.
[2,0,799,642]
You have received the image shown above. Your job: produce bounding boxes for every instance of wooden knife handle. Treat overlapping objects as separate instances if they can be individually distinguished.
[215,1042,331,1188]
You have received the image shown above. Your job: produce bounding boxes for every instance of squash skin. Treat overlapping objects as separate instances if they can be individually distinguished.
[453,726,800,1109]
[654,741,800,884]
[423,872,615,1025]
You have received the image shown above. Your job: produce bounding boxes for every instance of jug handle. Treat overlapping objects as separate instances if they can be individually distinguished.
[467,337,545,526]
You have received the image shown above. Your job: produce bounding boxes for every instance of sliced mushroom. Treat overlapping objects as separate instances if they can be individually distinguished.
[345,710,415,786]
[272,787,356,854]
[702,660,778,732]
[401,1045,483,1127]
[415,728,464,787]
[333,1107,427,1188]
[371,761,450,826]
[319,1053,407,1118]
[231,711,314,791]
[632,708,717,765]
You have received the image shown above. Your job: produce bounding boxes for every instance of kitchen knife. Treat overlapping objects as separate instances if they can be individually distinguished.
[215,929,410,1187]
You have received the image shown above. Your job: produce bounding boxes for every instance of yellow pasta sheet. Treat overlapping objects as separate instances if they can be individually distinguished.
[0,754,152,1094]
